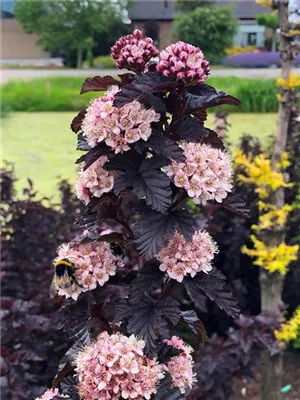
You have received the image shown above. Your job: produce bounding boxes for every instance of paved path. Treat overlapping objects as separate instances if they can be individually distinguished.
[2,67,300,84]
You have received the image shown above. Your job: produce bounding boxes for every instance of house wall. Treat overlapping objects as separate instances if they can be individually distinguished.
[1,19,49,59]
[132,20,173,50]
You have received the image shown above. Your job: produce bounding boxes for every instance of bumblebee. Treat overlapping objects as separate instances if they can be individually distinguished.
[50,258,76,298]
[110,242,125,257]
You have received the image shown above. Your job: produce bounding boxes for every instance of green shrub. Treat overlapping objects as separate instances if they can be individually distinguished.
[2,76,298,113]
[1,77,97,112]
[83,55,116,69]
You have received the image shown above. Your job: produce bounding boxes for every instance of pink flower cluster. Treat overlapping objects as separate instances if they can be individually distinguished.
[36,389,67,400]
[55,241,124,300]
[164,336,196,393]
[75,156,114,204]
[82,87,160,153]
[157,41,210,84]
[75,332,164,400]
[165,142,233,205]
[111,29,159,71]
[156,230,218,282]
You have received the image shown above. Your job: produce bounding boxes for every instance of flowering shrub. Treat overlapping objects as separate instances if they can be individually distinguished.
[75,332,164,400]
[223,51,300,68]
[82,87,160,153]
[165,142,233,205]
[156,230,218,282]
[75,156,114,204]
[47,30,247,398]
[111,29,159,72]
[225,45,257,56]
[235,149,299,274]
[157,42,210,84]
[53,240,124,299]
[164,336,196,393]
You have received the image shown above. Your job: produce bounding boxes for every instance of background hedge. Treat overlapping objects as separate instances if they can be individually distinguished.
[2,76,296,113]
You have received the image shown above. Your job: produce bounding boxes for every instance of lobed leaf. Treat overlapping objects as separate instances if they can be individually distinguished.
[172,117,224,149]
[185,84,241,114]
[80,75,119,94]
[134,209,195,259]
[184,268,240,319]
[115,297,181,353]
[113,71,174,108]
[71,108,87,133]
[112,155,172,214]
[222,194,251,218]
[180,310,207,341]
[155,374,182,400]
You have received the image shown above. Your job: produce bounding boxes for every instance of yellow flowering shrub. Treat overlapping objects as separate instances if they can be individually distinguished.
[256,0,272,8]
[236,150,298,274]
[252,203,292,231]
[234,149,292,199]
[275,307,300,342]
[277,73,300,89]
[242,236,299,275]
[225,46,257,56]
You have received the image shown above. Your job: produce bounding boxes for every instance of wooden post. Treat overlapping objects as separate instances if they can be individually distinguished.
[260,1,292,399]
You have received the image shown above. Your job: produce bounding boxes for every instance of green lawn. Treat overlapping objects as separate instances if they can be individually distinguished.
[2,112,277,198]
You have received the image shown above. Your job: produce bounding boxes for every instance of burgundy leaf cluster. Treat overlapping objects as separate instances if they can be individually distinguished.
[0,167,81,400]
[46,30,250,399]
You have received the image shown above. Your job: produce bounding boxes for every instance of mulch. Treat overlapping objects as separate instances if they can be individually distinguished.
[233,351,300,400]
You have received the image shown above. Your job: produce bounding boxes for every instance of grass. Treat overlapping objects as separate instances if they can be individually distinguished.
[2,112,276,199]
[1,76,284,113]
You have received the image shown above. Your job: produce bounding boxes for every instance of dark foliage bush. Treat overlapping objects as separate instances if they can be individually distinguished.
[187,311,281,400]
[0,166,81,399]
[223,51,300,68]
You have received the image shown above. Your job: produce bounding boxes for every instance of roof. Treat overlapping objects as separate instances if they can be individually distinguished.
[129,0,268,21]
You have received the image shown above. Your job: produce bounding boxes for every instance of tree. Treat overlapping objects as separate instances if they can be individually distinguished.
[256,13,279,51]
[14,0,130,68]
[173,6,238,65]
[35,30,247,399]
[176,0,216,12]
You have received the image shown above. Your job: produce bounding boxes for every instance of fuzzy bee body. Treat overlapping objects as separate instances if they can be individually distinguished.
[50,258,76,298]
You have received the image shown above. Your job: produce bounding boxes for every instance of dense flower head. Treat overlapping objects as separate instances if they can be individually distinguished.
[75,156,114,204]
[163,336,196,393]
[157,41,210,84]
[156,230,218,282]
[111,29,159,71]
[165,142,233,205]
[75,332,164,400]
[35,389,67,400]
[82,87,160,153]
[55,240,124,299]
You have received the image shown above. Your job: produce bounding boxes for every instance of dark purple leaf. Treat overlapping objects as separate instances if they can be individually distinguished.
[75,143,111,170]
[180,310,207,340]
[185,85,240,113]
[59,375,80,400]
[222,194,251,218]
[134,209,195,259]
[145,134,186,162]
[80,75,119,94]
[115,297,181,353]
[155,343,181,364]
[118,72,135,85]
[172,117,225,149]
[76,133,91,152]
[113,155,172,213]
[130,267,164,303]
[155,374,182,400]
[184,268,240,319]
[71,108,87,133]
[114,71,174,108]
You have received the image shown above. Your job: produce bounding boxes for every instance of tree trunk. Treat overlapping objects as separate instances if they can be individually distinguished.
[271,31,276,51]
[260,1,292,399]
[76,48,83,69]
